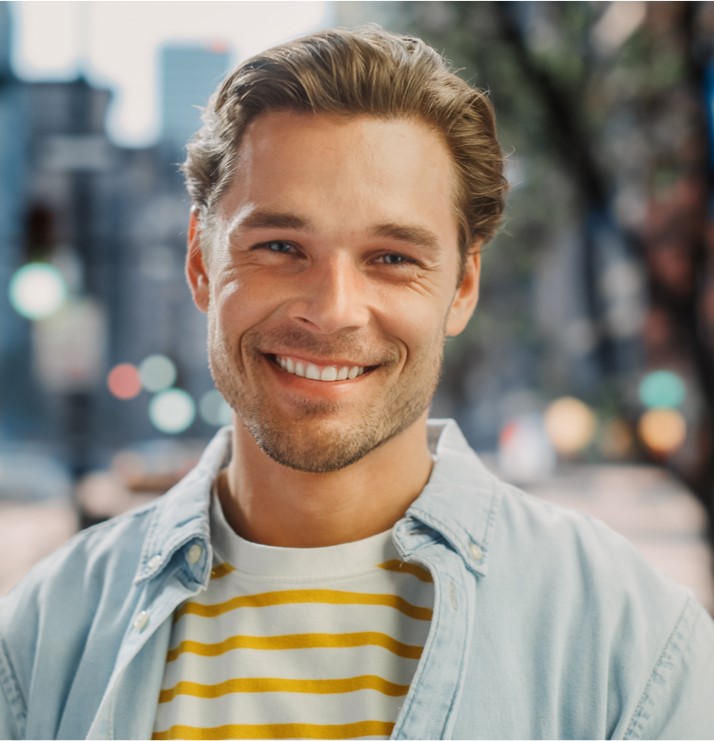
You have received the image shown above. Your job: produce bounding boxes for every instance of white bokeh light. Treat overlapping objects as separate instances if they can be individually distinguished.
[9,263,68,320]
[139,354,177,393]
[149,388,196,434]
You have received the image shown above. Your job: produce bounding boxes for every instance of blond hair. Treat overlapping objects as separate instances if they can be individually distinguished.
[183,26,507,257]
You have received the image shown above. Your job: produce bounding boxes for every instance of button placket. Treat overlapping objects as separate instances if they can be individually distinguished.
[392,544,474,739]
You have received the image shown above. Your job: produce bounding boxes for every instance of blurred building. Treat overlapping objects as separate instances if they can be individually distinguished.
[0,15,231,473]
[0,3,28,442]
[160,43,231,159]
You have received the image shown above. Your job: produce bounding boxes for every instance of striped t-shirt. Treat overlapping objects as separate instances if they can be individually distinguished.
[151,492,434,740]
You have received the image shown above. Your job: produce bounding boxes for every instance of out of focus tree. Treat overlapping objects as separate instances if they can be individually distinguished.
[362,2,714,533]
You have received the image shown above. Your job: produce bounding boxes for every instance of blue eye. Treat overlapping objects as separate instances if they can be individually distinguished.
[378,253,415,265]
[259,241,295,253]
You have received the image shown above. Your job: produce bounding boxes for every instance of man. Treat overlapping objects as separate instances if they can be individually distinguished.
[1,26,713,740]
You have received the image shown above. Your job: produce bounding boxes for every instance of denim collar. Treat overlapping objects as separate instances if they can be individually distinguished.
[134,419,500,585]
[134,426,231,586]
[398,419,500,577]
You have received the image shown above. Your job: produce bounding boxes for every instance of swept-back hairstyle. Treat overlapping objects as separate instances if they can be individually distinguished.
[183,25,507,257]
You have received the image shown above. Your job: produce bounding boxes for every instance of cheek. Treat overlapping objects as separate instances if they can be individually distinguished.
[382,297,450,356]
[213,279,256,326]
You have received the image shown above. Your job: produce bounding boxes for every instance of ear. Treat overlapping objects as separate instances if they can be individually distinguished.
[186,209,210,313]
[446,245,481,337]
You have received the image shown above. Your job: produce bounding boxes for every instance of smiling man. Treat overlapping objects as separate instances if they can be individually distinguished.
[1,26,713,741]
[190,110,480,549]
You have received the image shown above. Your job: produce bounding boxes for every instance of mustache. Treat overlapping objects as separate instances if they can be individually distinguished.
[249,326,399,366]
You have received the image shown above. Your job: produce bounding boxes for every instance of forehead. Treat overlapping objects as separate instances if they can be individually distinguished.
[216,111,460,249]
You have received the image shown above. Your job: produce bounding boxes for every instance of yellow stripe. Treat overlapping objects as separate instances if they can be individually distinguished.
[159,674,409,702]
[175,589,432,621]
[210,563,235,580]
[166,631,423,662]
[378,559,433,583]
[152,720,394,739]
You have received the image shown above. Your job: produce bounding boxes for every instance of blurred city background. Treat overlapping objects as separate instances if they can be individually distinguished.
[1,2,713,612]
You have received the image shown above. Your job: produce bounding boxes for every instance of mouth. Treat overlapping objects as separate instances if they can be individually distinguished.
[269,354,375,382]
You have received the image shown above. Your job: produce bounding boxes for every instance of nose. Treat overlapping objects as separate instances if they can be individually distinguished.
[287,255,371,335]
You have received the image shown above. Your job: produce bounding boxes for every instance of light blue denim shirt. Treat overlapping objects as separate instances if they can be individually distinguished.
[1,420,713,739]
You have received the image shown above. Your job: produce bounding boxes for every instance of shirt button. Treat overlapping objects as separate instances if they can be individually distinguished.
[133,611,149,632]
[147,555,162,571]
[186,544,203,565]
[470,543,483,562]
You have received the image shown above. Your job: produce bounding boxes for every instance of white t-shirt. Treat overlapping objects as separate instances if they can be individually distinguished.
[152,491,434,740]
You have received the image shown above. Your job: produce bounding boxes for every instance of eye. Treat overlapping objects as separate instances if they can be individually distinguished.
[375,253,417,266]
[254,240,297,254]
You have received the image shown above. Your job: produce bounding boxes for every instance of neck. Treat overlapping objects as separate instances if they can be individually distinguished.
[218,414,433,547]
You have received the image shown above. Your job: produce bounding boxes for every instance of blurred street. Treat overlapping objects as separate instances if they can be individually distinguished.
[2,461,712,615]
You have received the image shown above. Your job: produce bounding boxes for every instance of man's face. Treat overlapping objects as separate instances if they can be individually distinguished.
[188,112,480,472]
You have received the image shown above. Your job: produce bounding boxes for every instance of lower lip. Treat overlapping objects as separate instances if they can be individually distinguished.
[263,355,373,397]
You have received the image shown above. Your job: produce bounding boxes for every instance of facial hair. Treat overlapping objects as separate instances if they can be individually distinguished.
[207,314,446,473]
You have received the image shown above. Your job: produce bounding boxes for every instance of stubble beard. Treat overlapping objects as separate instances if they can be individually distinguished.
[206,316,445,473]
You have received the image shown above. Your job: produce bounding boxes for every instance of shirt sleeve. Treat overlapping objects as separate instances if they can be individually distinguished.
[624,594,714,740]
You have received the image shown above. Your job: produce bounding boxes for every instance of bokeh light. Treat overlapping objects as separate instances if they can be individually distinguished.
[8,262,68,320]
[638,370,686,409]
[544,396,597,456]
[149,389,196,434]
[199,390,233,427]
[107,363,142,400]
[638,408,687,455]
[497,414,555,482]
[139,354,177,392]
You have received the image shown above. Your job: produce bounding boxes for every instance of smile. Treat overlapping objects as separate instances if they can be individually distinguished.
[271,354,369,382]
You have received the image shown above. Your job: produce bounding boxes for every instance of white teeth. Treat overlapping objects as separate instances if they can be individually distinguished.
[275,356,366,382]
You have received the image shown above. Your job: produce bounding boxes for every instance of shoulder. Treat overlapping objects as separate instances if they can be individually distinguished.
[470,476,714,737]
[489,475,690,615]
[424,419,698,620]
[0,428,226,620]
[0,498,160,735]
[0,496,160,626]
[0,465,209,636]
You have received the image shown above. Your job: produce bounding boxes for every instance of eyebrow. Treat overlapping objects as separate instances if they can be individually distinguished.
[235,210,313,232]
[371,222,440,252]
[230,209,440,252]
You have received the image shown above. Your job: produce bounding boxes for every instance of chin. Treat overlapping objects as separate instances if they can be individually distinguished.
[244,405,423,474]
